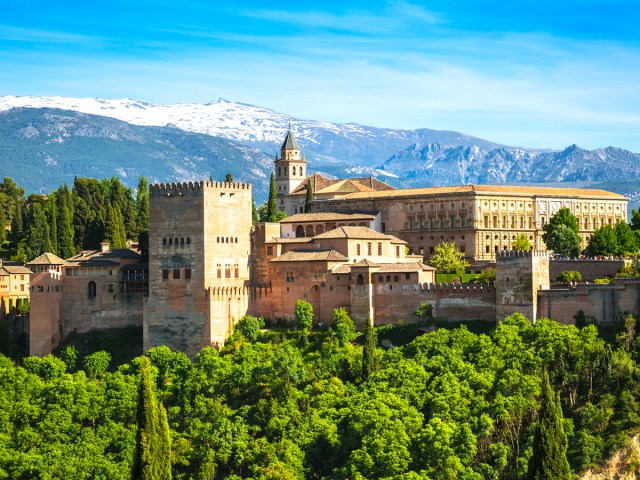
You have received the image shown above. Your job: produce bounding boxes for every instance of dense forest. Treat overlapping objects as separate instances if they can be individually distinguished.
[1,312,639,479]
[0,176,149,262]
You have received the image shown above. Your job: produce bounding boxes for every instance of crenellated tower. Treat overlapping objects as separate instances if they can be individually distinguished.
[144,180,253,356]
[274,126,306,208]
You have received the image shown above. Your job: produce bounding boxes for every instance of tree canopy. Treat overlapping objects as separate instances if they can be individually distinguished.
[428,241,469,272]
[542,208,581,257]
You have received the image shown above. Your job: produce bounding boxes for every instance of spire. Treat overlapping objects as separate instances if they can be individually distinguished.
[281,125,300,151]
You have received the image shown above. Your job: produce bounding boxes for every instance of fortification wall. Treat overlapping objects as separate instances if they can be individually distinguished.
[373,282,496,324]
[550,259,625,281]
[538,279,640,324]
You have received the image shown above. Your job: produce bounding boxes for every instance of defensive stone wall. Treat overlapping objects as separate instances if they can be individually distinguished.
[538,278,640,325]
[550,259,625,282]
[373,282,496,324]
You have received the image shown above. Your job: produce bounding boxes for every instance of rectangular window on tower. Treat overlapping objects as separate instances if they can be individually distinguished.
[377,242,382,256]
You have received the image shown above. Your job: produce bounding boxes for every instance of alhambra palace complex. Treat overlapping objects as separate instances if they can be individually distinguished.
[24,129,639,357]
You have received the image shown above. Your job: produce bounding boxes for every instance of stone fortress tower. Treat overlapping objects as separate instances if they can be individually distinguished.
[144,181,253,357]
[495,250,550,322]
[275,126,307,209]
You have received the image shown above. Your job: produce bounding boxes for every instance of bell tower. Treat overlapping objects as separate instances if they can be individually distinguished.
[275,125,306,204]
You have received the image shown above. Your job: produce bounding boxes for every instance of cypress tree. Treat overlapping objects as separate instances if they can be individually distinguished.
[362,316,378,380]
[267,172,278,222]
[0,205,5,245]
[136,177,150,234]
[224,172,233,183]
[527,370,571,480]
[132,357,172,480]
[304,179,314,213]
[57,186,76,259]
[251,197,259,225]
[10,196,22,242]
[25,203,52,260]
[104,203,127,249]
[47,197,58,256]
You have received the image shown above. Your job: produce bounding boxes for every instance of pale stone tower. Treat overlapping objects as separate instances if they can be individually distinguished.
[144,180,253,357]
[495,250,550,323]
[274,126,306,208]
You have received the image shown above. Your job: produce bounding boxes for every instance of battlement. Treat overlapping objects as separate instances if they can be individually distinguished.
[150,181,252,196]
[496,249,549,259]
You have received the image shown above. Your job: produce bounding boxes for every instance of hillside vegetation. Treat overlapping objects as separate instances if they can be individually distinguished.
[1,314,639,479]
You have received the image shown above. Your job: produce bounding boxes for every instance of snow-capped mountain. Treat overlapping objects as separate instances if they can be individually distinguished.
[0,95,503,166]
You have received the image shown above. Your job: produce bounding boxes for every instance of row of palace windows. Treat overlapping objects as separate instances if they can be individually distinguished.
[484,215,533,229]
[408,202,467,212]
[162,268,192,281]
[31,285,61,293]
[407,215,467,231]
[217,236,238,244]
[163,237,191,246]
[277,166,304,177]
[355,242,384,256]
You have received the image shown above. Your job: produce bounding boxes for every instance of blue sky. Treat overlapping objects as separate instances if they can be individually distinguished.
[1,1,639,151]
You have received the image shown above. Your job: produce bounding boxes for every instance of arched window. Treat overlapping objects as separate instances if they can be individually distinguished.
[186,237,191,245]
[216,236,219,243]
[393,275,399,282]
[296,226,304,238]
[225,237,229,243]
[306,225,314,237]
[292,166,296,176]
[379,276,383,282]
[175,238,178,245]
[88,281,96,299]
[180,237,184,245]
[162,238,167,245]
[357,274,364,285]
[235,237,238,243]
[169,238,173,245]
[386,275,391,282]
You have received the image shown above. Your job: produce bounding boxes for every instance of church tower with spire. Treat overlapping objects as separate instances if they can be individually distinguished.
[274,125,306,206]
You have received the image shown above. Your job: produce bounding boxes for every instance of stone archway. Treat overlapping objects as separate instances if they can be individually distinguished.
[296,225,305,237]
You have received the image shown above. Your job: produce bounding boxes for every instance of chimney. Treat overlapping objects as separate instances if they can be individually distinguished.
[100,241,110,253]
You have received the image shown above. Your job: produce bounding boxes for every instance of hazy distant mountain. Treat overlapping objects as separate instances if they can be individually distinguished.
[0,107,273,198]
[1,96,639,209]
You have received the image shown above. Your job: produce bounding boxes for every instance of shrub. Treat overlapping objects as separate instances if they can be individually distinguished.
[556,270,582,283]
[235,315,265,342]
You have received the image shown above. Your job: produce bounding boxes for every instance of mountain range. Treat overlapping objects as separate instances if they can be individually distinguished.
[0,95,639,207]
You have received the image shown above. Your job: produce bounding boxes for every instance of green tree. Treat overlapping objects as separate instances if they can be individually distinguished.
[252,196,259,224]
[585,225,618,256]
[235,315,265,342]
[614,221,637,256]
[0,204,5,245]
[267,172,278,222]
[512,233,531,251]
[57,185,75,258]
[25,203,52,260]
[362,316,378,380]
[132,356,172,480]
[631,208,640,231]
[332,308,356,347]
[542,208,581,257]
[414,303,433,319]
[304,180,314,213]
[526,370,571,480]
[429,241,469,272]
[10,195,22,242]
[104,203,127,249]
[136,177,150,235]
[295,300,314,339]
[83,350,111,379]
[225,172,233,183]
[47,196,58,256]
[555,270,582,283]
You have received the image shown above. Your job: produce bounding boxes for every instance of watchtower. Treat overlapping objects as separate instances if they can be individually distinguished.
[495,250,550,323]
[144,180,253,356]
